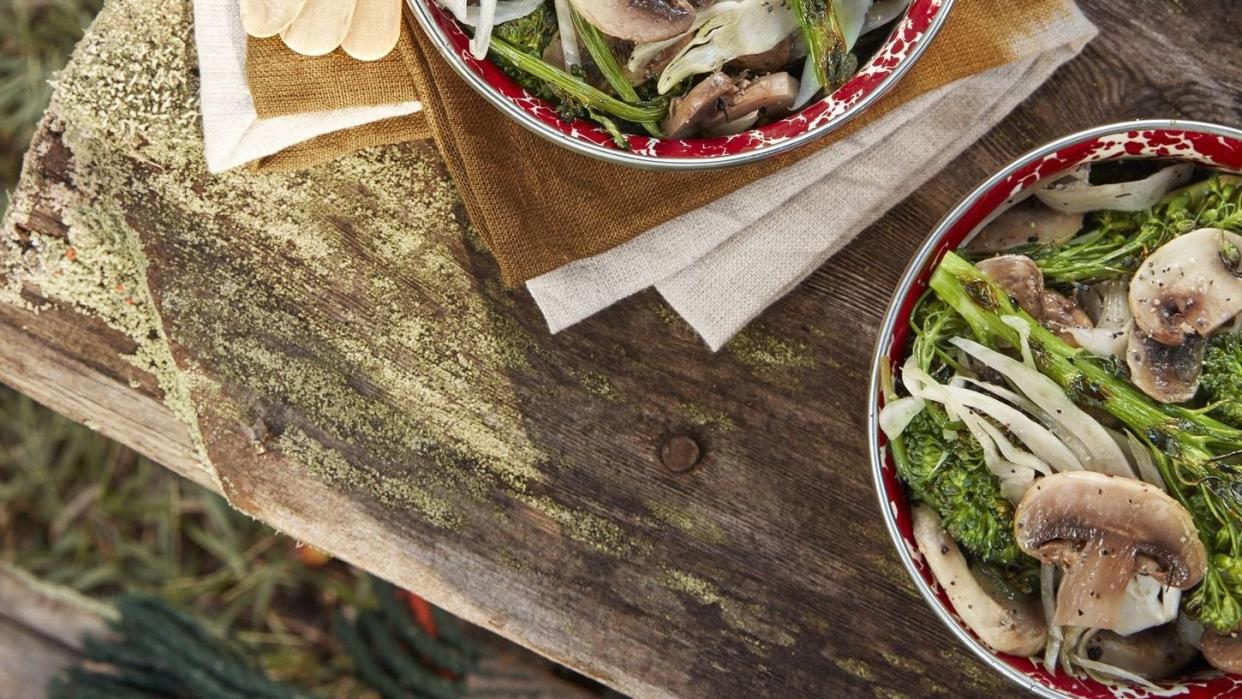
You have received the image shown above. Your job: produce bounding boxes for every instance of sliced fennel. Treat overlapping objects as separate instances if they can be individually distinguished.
[902,359,1077,475]
[878,395,925,439]
[657,0,798,94]
[1125,430,1167,492]
[1035,163,1195,214]
[552,0,581,69]
[950,332,1132,477]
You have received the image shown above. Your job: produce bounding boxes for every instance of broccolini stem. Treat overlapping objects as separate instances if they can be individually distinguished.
[569,10,663,137]
[792,0,848,90]
[488,36,668,124]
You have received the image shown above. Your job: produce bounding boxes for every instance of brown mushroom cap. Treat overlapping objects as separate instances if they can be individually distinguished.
[1129,228,1242,346]
[1201,630,1242,674]
[913,505,1047,656]
[1126,331,1206,403]
[967,199,1085,255]
[1014,472,1207,632]
[977,255,1092,344]
[1082,625,1198,680]
[567,0,695,43]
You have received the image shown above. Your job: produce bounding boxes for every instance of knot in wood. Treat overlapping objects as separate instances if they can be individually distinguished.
[659,434,702,473]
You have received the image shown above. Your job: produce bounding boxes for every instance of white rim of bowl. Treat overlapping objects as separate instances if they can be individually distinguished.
[867,118,1242,699]
[405,0,956,171]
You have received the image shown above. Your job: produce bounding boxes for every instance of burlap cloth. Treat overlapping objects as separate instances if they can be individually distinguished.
[246,0,1061,285]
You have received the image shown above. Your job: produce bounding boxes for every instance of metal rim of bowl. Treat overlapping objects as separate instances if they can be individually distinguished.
[866,118,1242,699]
[405,0,956,171]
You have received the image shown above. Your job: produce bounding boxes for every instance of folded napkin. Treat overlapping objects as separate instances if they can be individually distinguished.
[531,2,1098,348]
[193,0,425,173]
[194,0,1096,348]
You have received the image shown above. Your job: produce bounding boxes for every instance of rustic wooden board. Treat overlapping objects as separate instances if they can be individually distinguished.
[1,1,1239,698]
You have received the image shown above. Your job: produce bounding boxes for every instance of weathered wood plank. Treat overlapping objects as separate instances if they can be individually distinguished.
[0,2,1238,699]
[0,567,111,699]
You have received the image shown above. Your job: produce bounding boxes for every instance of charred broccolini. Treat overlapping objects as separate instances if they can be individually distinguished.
[993,175,1242,285]
[929,251,1242,633]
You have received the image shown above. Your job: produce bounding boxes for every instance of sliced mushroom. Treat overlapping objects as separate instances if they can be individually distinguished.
[1014,471,1207,633]
[1082,625,1198,680]
[978,255,1044,312]
[1126,331,1206,403]
[729,37,794,72]
[660,72,737,139]
[966,199,1084,255]
[725,72,798,121]
[912,505,1047,656]
[661,72,798,139]
[1129,228,1242,346]
[1040,290,1093,339]
[1201,630,1242,673]
[567,0,694,43]
[977,255,1092,344]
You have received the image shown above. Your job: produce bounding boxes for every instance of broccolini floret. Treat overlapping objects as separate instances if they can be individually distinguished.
[492,5,557,58]
[1203,333,1242,429]
[891,405,1025,568]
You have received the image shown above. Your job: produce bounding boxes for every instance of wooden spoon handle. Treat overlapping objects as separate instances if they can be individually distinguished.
[280,0,359,56]
[342,0,403,61]
[240,0,308,38]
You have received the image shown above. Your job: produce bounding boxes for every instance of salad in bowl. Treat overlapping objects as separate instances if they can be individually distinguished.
[870,121,1242,697]
[407,0,950,166]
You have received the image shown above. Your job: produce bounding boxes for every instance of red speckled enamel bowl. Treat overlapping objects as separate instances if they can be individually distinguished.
[405,0,953,169]
[868,120,1242,698]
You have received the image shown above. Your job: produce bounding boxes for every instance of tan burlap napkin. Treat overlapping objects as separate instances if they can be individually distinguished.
[244,0,1069,285]
[245,26,430,170]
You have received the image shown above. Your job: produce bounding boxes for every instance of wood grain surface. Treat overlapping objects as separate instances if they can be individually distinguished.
[1,1,1239,698]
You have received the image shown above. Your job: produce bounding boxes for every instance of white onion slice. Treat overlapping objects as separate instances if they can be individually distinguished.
[628,3,740,75]
[437,0,542,29]
[1068,325,1130,359]
[1041,563,1063,675]
[862,0,910,34]
[1002,315,1036,368]
[790,51,822,110]
[1074,657,1163,691]
[835,0,872,49]
[1124,431,1167,491]
[552,0,580,69]
[1034,163,1194,214]
[468,0,497,58]
[878,395,925,439]
[969,414,1052,478]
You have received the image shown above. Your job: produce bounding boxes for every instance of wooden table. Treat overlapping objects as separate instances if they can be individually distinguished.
[2,1,1239,697]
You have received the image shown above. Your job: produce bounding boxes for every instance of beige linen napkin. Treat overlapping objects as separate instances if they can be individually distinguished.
[527,1,1098,350]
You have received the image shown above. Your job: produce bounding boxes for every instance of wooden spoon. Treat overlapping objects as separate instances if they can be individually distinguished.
[342,0,403,61]
[240,0,308,38]
[280,0,359,56]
